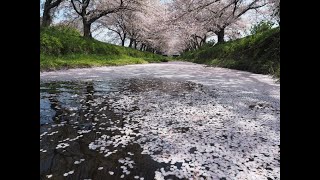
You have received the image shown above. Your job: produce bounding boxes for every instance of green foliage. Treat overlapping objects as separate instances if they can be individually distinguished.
[250,21,274,35]
[180,27,280,79]
[40,26,167,71]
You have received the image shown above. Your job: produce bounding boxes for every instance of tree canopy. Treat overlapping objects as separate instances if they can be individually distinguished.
[40,0,280,55]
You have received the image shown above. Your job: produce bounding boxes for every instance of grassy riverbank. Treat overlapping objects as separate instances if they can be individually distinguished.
[40,26,167,71]
[179,27,280,78]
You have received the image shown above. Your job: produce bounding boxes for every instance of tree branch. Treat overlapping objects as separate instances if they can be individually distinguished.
[71,0,82,15]
[48,0,63,9]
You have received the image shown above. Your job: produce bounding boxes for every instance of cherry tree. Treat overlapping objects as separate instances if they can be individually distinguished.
[207,0,268,43]
[41,0,64,27]
[170,0,268,43]
[70,0,143,38]
[40,0,277,55]
[97,12,129,46]
[94,0,174,54]
[126,0,165,51]
[269,0,280,24]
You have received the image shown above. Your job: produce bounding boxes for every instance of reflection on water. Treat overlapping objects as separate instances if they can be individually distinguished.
[40,78,200,180]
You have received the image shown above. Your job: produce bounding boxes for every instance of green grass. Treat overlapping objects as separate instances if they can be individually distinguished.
[40,26,167,71]
[179,27,280,79]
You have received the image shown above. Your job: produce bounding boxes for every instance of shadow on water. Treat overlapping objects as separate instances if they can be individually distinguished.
[40,78,204,180]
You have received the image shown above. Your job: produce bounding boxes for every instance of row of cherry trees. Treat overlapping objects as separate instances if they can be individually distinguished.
[168,0,279,52]
[40,0,280,55]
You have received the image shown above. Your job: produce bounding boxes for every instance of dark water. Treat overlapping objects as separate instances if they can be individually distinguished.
[40,78,203,180]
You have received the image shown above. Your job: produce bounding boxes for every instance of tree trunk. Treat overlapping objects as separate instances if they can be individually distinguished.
[42,8,51,27]
[83,21,92,38]
[121,39,125,46]
[129,39,133,48]
[121,34,126,46]
[200,35,206,46]
[191,41,197,50]
[134,40,137,49]
[216,28,225,43]
[140,44,144,51]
